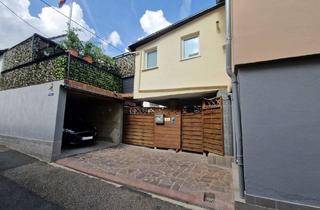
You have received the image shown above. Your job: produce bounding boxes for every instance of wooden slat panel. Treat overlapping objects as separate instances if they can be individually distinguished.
[124,98,225,156]
[154,109,181,149]
[182,135,203,140]
[182,112,203,153]
[182,130,203,136]
[202,97,224,156]
[123,113,154,147]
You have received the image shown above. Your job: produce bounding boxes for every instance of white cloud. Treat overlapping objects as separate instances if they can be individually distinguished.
[106,31,122,47]
[102,31,122,54]
[180,0,192,19]
[0,0,94,49]
[139,10,171,35]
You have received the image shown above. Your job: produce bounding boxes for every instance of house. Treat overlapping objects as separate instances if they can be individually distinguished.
[126,1,233,163]
[128,3,228,101]
[229,0,320,209]
[0,34,133,161]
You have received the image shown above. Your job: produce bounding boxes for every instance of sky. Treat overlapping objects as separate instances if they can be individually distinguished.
[0,0,216,57]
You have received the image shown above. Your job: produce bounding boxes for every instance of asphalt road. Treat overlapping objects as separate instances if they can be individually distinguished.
[0,145,189,210]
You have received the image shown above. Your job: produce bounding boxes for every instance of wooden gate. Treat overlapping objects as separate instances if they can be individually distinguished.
[123,97,225,156]
[202,97,224,156]
[181,107,203,153]
[154,109,181,150]
[123,107,154,147]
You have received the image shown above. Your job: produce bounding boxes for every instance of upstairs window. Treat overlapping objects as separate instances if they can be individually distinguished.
[182,34,200,60]
[145,48,157,70]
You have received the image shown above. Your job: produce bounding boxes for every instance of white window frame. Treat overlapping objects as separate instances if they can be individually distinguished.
[144,47,158,70]
[181,32,200,61]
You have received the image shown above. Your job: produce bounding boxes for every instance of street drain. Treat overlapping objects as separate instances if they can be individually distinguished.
[203,192,215,203]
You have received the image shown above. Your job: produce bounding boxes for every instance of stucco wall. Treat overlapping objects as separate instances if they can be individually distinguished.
[65,94,123,145]
[0,81,65,161]
[134,6,228,99]
[238,56,320,207]
[83,101,123,144]
[232,0,320,66]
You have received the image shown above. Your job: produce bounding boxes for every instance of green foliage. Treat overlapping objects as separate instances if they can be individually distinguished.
[53,56,68,79]
[68,57,121,92]
[82,41,95,56]
[62,28,115,68]
[90,45,115,67]
[3,38,34,71]
[1,30,121,92]
[0,54,121,92]
[0,55,67,90]
[61,28,83,51]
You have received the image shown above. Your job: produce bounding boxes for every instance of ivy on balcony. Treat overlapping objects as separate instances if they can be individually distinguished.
[0,34,122,92]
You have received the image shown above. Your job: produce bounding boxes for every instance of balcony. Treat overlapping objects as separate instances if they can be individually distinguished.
[0,34,122,92]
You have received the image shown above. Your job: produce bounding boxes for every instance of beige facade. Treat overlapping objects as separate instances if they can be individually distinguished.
[133,6,229,100]
[232,0,320,66]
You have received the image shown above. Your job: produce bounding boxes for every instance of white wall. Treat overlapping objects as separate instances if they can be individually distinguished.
[0,81,65,161]
[134,6,228,99]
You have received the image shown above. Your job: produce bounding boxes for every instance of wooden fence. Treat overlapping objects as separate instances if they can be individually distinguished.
[123,97,224,156]
[181,113,203,153]
[154,109,181,150]
[123,107,154,147]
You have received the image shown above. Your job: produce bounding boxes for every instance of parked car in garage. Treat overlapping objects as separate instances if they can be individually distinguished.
[62,118,97,146]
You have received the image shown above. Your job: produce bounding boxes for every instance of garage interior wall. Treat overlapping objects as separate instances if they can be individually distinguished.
[238,56,320,207]
[0,80,65,161]
[64,92,123,145]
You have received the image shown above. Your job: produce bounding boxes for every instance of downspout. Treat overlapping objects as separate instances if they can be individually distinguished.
[225,0,245,198]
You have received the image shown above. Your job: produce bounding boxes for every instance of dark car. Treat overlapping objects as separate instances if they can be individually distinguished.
[62,118,97,146]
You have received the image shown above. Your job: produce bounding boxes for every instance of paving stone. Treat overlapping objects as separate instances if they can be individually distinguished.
[58,144,234,209]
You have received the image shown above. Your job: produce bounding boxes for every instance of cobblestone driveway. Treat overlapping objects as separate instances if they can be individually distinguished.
[58,144,234,209]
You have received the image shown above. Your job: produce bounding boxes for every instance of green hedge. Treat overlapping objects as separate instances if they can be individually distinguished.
[3,38,34,71]
[0,55,67,90]
[68,57,122,92]
[0,55,122,92]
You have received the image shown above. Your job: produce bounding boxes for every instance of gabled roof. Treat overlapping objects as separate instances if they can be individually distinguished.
[128,2,225,51]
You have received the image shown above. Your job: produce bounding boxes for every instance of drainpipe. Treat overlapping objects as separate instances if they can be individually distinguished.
[225,0,245,198]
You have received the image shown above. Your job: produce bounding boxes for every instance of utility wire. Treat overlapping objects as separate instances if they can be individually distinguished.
[0,0,49,37]
[38,0,126,54]
[0,0,132,66]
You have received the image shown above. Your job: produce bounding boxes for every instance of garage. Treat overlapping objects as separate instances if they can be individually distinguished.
[60,87,123,158]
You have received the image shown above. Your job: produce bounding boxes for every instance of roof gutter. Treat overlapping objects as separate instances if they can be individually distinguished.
[225,0,245,198]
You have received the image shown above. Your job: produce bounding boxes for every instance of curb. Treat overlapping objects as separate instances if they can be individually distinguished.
[56,158,232,209]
